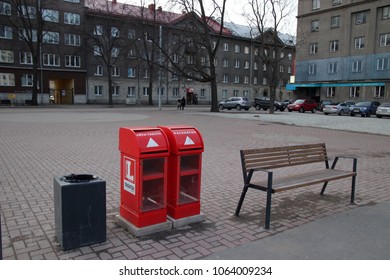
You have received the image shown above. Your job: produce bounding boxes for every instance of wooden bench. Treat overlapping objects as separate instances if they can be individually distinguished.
[235,143,357,229]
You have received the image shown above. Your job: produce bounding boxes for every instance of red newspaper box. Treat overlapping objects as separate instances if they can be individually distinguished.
[158,125,204,220]
[118,127,169,228]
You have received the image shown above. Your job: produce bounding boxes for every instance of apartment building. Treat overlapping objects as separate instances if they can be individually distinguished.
[290,0,390,103]
[1,0,295,105]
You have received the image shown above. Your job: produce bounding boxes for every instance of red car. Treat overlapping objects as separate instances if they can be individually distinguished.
[287,99,318,113]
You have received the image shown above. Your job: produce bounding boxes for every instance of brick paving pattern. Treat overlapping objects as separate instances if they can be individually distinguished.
[1,106,390,259]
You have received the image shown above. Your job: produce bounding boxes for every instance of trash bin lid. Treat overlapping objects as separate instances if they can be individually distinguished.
[60,174,99,183]
[119,127,169,157]
[158,125,204,154]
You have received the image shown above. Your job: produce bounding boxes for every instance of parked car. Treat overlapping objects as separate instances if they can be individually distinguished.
[323,102,355,115]
[287,99,317,113]
[318,99,333,111]
[253,97,286,111]
[349,101,380,117]
[218,97,252,111]
[376,103,390,118]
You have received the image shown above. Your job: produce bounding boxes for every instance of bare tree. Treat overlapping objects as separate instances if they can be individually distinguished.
[160,0,227,112]
[246,0,295,113]
[85,0,133,106]
[7,0,50,105]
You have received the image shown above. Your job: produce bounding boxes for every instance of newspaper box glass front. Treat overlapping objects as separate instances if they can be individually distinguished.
[158,125,204,219]
[118,127,169,228]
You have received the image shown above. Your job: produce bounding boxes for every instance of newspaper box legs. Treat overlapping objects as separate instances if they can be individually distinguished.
[115,127,172,237]
[158,125,205,227]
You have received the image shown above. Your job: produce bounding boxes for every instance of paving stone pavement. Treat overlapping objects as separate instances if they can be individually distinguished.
[1,105,390,260]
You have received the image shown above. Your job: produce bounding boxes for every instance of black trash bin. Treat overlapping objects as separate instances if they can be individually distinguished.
[54,174,106,251]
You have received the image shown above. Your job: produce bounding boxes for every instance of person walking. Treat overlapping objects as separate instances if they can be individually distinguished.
[180,96,186,110]
[177,98,181,110]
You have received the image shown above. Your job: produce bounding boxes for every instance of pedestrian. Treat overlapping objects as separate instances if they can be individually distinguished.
[180,96,186,110]
[177,98,181,110]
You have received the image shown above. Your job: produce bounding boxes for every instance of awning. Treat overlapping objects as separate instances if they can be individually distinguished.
[286,82,386,91]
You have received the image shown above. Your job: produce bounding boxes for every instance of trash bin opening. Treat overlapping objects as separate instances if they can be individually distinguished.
[60,174,98,183]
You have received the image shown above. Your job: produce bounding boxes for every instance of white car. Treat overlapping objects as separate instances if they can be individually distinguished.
[376,103,390,118]
[323,102,354,115]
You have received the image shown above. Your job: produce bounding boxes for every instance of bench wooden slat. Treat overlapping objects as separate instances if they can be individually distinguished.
[250,169,357,193]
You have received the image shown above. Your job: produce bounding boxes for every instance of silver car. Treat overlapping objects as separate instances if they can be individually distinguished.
[376,103,390,118]
[323,102,355,115]
[218,97,252,111]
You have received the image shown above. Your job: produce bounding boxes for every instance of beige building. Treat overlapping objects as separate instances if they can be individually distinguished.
[290,0,390,103]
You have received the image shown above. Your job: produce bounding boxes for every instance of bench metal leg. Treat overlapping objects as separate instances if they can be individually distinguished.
[264,172,273,229]
[235,185,249,216]
[350,159,357,204]
[320,182,328,195]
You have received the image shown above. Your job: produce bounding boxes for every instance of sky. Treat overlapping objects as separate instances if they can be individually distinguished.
[115,0,297,35]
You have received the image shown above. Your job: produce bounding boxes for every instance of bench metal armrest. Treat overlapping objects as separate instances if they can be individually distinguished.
[331,156,358,172]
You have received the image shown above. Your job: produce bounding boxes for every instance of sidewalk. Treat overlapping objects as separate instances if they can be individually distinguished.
[204,200,390,259]
[1,105,390,260]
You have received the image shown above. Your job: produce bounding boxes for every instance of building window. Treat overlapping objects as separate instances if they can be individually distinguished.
[244,46,250,54]
[19,5,36,19]
[311,20,319,32]
[330,40,339,52]
[0,25,12,39]
[65,0,80,3]
[380,33,390,47]
[112,86,120,96]
[233,90,239,97]
[94,65,103,76]
[43,54,60,66]
[354,37,365,49]
[327,87,335,98]
[263,64,267,71]
[243,90,249,97]
[223,74,228,83]
[20,52,33,64]
[144,69,149,78]
[94,46,102,56]
[310,43,318,54]
[350,86,360,98]
[244,61,250,69]
[355,11,367,25]
[64,12,80,25]
[42,9,59,22]
[332,0,341,5]
[0,2,11,15]
[288,66,292,73]
[127,67,136,78]
[65,55,81,67]
[19,29,37,42]
[143,87,149,96]
[374,86,385,98]
[0,73,15,86]
[234,60,240,68]
[280,65,284,73]
[157,87,165,96]
[262,77,268,85]
[111,48,119,58]
[223,43,228,51]
[352,60,362,72]
[65,33,80,46]
[253,77,258,84]
[0,50,14,63]
[21,74,33,87]
[128,29,135,39]
[312,0,320,10]
[234,75,240,83]
[328,62,338,74]
[235,44,240,53]
[254,62,258,70]
[331,16,340,28]
[43,31,59,44]
[94,85,103,96]
[172,87,179,97]
[223,58,228,67]
[128,86,136,97]
[382,6,390,20]
[377,58,389,70]
[309,64,317,75]
[111,27,119,38]
[111,66,120,77]
[221,89,228,98]
[200,88,206,97]
[244,76,249,84]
